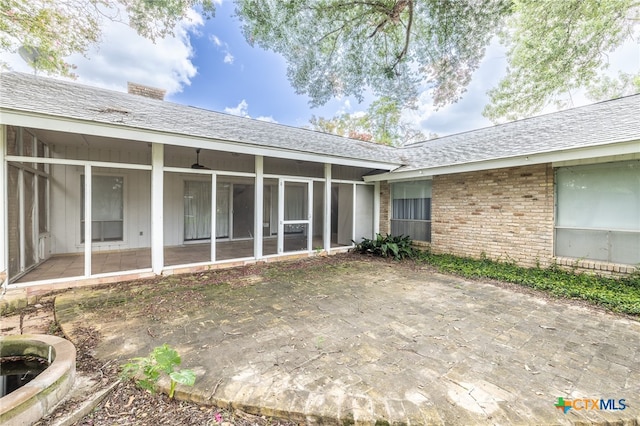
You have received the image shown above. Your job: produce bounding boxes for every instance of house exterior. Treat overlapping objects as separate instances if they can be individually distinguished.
[368,95,640,276]
[0,72,638,292]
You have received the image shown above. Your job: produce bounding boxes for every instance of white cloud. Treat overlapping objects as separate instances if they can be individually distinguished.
[209,33,235,65]
[3,7,203,95]
[224,99,250,117]
[210,34,222,47]
[224,100,279,123]
[256,116,277,123]
[76,9,203,95]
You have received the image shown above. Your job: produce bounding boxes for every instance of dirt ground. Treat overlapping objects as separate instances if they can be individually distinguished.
[2,256,358,426]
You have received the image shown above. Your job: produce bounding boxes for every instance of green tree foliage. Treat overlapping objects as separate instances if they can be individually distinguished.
[236,0,509,108]
[0,0,216,76]
[484,0,639,121]
[309,96,428,145]
[4,0,637,121]
[585,71,640,102]
[237,0,638,121]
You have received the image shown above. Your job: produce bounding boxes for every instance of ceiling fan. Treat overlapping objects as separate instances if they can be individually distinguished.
[191,148,210,169]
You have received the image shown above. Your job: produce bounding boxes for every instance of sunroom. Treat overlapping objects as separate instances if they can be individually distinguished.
[3,125,392,286]
[2,102,398,288]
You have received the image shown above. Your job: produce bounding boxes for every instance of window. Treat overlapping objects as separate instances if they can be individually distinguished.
[81,175,124,243]
[391,180,432,242]
[184,180,212,241]
[555,160,640,264]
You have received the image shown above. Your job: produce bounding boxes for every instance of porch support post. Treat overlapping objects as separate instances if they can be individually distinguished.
[323,163,331,253]
[0,126,7,287]
[211,174,217,262]
[84,164,92,277]
[254,156,264,259]
[151,143,164,274]
[373,181,380,236]
[18,129,25,273]
[34,136,40,263]
[351,183,356,244]
[307,181,313,252]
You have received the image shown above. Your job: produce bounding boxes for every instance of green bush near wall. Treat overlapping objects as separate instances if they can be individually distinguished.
[352,234,418,260]
[415,252,640,316]
[352,234,639,315]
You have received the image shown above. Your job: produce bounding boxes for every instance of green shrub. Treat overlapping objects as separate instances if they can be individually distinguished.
[352,233,417,260]
[121,344,196,398]
[415,252,640,316]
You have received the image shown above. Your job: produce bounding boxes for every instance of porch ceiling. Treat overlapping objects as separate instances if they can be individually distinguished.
[25,127,150,153]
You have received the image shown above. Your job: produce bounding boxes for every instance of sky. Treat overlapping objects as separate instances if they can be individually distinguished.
[5,1,640,139]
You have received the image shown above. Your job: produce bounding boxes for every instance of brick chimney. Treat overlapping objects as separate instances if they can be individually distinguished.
[127,82,166,101]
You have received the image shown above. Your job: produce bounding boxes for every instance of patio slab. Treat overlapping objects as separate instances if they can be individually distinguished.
[54,256,640,425]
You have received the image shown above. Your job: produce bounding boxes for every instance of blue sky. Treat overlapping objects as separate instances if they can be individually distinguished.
[6,1,639,138]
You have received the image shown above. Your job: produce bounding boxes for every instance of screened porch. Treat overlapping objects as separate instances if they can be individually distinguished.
[3,124,379,288]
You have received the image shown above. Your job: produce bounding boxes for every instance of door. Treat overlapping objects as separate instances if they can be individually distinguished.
[278,179,312,253]
[336,183,354,246]
[215,185,230,239]
[232,184,254,239]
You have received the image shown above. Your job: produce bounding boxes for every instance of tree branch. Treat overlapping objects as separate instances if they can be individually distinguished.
[390,0,413,73]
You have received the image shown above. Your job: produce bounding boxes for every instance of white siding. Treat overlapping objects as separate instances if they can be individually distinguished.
[49,146,153,254]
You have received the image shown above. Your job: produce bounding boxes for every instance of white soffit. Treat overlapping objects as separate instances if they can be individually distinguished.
[0,109,401,171]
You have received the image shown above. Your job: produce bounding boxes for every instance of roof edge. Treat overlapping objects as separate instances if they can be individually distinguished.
[364,138,640,182]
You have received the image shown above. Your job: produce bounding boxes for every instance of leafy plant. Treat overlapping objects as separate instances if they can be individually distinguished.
[415,252,640,316]
[352,233,417,260]
[121,344,196,398]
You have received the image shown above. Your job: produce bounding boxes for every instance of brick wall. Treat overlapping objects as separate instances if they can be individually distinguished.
[431,164,555,268]
[379,181,391,235]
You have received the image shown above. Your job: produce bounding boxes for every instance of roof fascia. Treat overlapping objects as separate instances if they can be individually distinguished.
[0,109,401,171]
[364,139,640,182]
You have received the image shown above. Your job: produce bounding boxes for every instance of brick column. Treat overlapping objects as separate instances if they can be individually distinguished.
[379,181,391,235]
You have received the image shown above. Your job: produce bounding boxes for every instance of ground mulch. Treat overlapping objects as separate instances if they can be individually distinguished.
[28,307,300,426]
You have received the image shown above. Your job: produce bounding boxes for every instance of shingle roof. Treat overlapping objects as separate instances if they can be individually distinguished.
[398,93,640,171]
[2,72,638,174]
[0,72,402,166]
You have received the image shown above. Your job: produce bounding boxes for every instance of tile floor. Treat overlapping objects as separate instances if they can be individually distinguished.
[15,236,345,283]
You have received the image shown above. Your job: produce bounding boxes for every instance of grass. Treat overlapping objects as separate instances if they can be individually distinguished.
[414,251,640,316]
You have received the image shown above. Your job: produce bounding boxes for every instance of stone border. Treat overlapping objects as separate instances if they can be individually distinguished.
[0,334,76,426]
[555,256,637,277]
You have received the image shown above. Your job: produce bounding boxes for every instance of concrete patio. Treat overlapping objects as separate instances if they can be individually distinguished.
[54,256,640,425]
